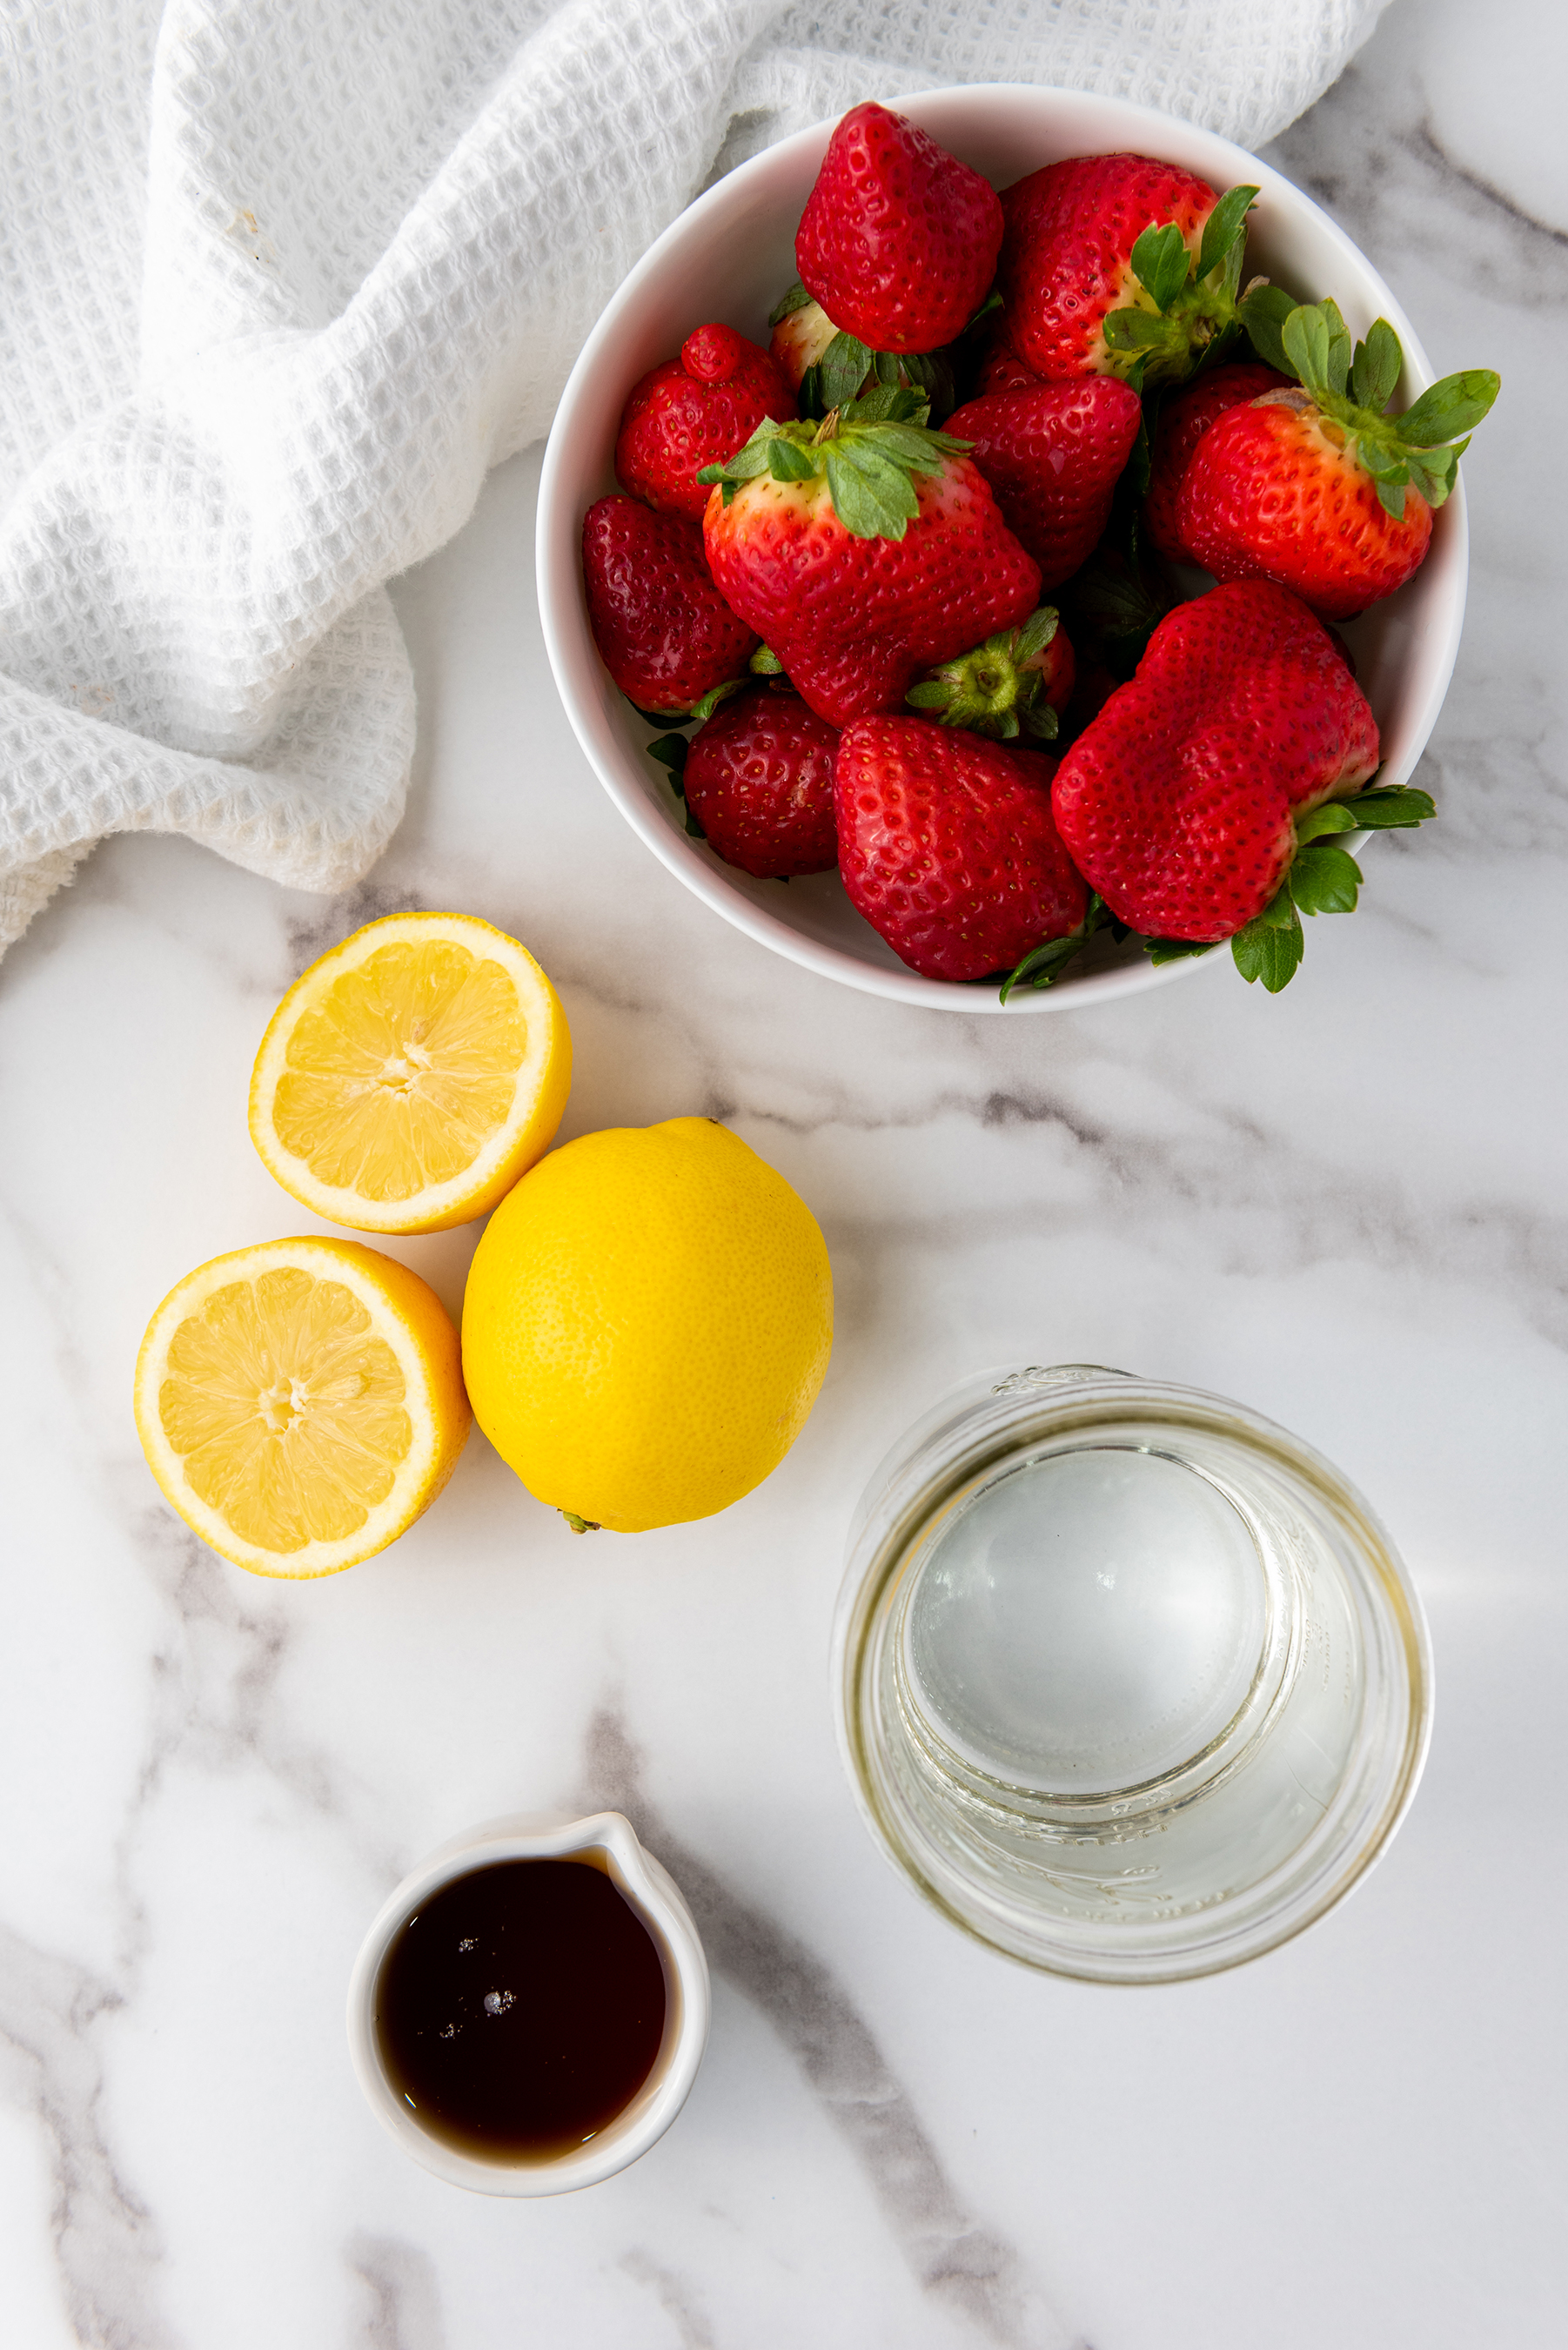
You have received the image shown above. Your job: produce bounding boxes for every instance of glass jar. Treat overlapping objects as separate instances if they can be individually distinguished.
[833,1366,1432,1984]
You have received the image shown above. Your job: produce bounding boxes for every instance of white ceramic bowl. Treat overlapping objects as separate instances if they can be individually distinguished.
[537,84,1469,1013]
[346,1810,709,2194]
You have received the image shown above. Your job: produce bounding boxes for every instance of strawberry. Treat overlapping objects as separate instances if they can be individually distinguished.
[768,280,958,422]
[942,378,1143,588]
[1000,157,1259,386]
[678,685,840,877]
[768,292,839,395]
[698,389,1040,728]
[794,103,1003,355]
[616,324,794,519]
[835,716,1087,982]
[583,495,755,715]
[1176,301,1499,619]
[1143,361,1290,561]
[1050,579,1443,990]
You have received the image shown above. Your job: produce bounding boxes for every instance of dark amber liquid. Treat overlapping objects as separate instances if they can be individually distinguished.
[374,1857,668,2160]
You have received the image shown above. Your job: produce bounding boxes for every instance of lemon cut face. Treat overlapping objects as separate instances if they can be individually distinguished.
[135,1238,470,1577]
[250,913,572,1234]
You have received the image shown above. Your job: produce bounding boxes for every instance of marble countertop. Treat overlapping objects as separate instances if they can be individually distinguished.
[3,5,1564,2345]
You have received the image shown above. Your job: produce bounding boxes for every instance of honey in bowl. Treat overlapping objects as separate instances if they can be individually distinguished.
[373,1857,668,2160]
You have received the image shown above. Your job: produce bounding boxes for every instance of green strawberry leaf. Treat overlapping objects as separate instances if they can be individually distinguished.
[768,279,814,326]
[1281,303,1327,389]
[1231,888,1303,990]
[823,445,921,538]
[1350,318,1403,412]
[1130,221,1191,314]
[964,289,1004,334]
[1143,936,1217,965]
[1281,299,1353,400]
[999,896,1108,1002]
[1294,800,1359,843]
[848,384,928,428]
[695,426,780,487]
[1015,607,1060,661]
[818,330,874,412]
[767,436,818,480]
[872,348,902,387]
[1103,306,1179,352]
[1338,784,1436,828]
[1355,439,1410,485]
[1405,446,1461,507]
[1196,185,1257,283]
[866,417,964,465]
[1288,842,1362,916]
[683,801,707,839]
[646,731,689,776]
[748,643,785,675]
[1397,368,1500,446]
[1020,700,1059,742]
[1375,479,1408,520]
[1237,282,1297,375]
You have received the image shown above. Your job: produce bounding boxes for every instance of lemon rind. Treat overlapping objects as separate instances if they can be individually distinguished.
[249,913,571,1236]
[134,1237,466,1578]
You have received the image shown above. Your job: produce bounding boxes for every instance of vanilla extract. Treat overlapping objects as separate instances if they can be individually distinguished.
[374,1857,667,2159]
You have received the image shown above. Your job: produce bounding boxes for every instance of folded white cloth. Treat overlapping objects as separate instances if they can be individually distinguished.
[0,0,1391,954]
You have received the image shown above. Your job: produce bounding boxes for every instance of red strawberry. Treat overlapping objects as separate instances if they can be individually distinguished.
[976,319,1042,397]
[795,103,1003,355]
[583,495,755,715]
[1143,361,1290,560]
[834,716,1086,982]
[1176,302,1498,619]
[681,685,839,877]
[699,393,1040,728]
[1001,155,1255,386]
[616,325,794,519]
[1051,581,1382,978]
[942,379,1143,588]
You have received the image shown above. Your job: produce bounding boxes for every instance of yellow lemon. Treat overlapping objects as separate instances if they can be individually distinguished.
[249,912,571,1235]
[134,1237,470,1577]
[461,1119,833,1533]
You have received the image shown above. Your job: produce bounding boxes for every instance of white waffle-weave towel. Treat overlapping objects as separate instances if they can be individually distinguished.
[0,0,1391,953]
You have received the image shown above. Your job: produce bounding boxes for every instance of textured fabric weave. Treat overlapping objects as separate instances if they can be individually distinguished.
[0,0,1390,952]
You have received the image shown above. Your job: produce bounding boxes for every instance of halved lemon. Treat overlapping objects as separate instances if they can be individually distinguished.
[249,913,571,1234]
[134,1237,471,1578]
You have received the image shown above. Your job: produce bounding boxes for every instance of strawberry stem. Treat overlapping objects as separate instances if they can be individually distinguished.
[1256,299,1498,516]
[1101,184,1259,386]
[907,608,1062,740]
[697,389,974,540]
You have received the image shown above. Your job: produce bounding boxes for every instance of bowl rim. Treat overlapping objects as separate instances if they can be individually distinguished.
[537,82,1469,1014]
[345,1809,711,2194]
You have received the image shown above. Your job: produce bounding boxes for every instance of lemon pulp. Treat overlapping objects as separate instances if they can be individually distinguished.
[250,914,571,1234]
[161,1267,410,1549]
[136,1238,470,1577]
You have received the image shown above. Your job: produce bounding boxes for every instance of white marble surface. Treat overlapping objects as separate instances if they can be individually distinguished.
[3,7,1566,2345]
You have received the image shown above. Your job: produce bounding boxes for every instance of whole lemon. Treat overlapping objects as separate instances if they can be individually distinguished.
[461,1118,833,1532]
